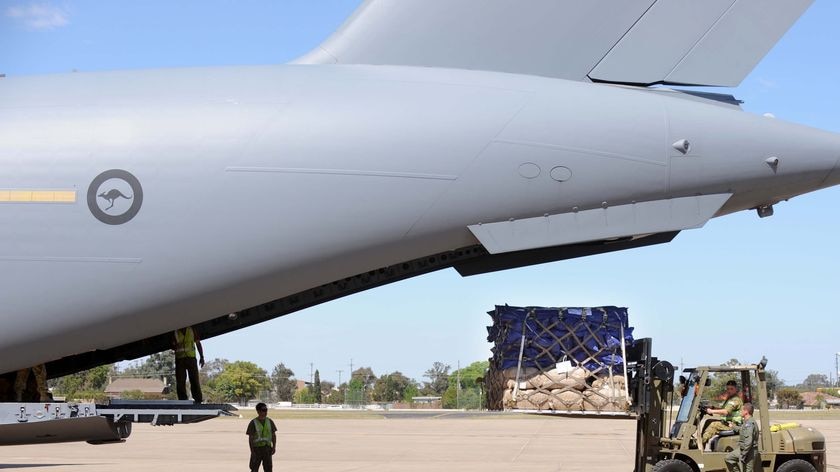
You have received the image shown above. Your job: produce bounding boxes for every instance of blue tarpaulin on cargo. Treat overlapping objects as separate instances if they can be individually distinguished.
[487,306,634,373]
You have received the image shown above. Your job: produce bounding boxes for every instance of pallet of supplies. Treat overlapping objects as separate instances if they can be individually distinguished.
[486,306,634,413]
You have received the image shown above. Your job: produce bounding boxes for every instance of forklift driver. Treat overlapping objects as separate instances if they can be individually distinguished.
[702,380,744,449]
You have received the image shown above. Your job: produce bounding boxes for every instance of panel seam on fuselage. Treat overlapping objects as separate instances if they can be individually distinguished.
[0,256,142,263]
[225,167,457,181]
[491,138,667,167]
[398,98,535,240]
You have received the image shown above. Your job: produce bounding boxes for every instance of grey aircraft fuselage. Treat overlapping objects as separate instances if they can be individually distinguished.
[1,64,839,374]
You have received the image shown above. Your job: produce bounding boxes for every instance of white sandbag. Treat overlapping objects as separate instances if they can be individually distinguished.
[516,391,552,410]
[569,367,589,381]
[538,367,587,390]
[502,389,516,408]
[592,375,626,390]
[549,389,583,411]
[583,389,628,411]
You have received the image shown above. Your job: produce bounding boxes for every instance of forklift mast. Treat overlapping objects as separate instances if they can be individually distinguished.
[627,338,675,472]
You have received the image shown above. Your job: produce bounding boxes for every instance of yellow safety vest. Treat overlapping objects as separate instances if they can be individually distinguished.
[252,419,273,447]
[174,328,196,359]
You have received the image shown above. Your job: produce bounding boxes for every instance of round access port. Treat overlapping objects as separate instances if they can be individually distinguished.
[550,166,572,182]
[518,162,541,179]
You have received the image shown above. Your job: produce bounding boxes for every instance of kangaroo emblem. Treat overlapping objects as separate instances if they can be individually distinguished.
[98,189,133,211]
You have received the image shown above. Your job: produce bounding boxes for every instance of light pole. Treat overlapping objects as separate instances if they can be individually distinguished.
[456,360,461,410]
[337,370,344,405]
[835,353,840,387]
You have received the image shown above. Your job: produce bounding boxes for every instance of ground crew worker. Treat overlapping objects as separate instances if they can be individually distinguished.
[246,402,277,472]
[703,380,744,448]
[14,364,49,402]
[172,326,204,403]
[725,403,759,472]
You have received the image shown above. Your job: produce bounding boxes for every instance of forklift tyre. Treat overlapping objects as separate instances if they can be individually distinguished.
[776,459,817,472]
[652,459,694,472]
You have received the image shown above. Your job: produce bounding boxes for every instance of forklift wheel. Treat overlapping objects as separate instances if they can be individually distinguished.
[652,459,693,472]
[776,459,818,472]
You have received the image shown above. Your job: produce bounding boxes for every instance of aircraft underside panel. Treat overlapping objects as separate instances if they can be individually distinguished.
[467,194,732,254]
[43,232,681,378]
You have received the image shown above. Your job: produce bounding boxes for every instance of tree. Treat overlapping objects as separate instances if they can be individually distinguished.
[201,358,230,385]
[442,361,489,409]
[320,380,335,399]
[198,358,231,403]
[819,388,840,397]
[294,387,317,404]
[801,374,830,390]
[270,363,296,402]
[814,394,826,410]
[313,370,323,403]
[324,386,343,405]
[777,388,804,409]
[345,377,366,406]
[352,367,377,390]
[371,371,416,403]
[403,383,420,403]
[121,352,176,388]
[213,361,270,404]
[423,362,450,395]
[765,369,784,400]
[50,364,115,397]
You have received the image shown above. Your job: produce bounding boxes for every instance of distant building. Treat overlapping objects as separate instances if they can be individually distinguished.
[800,391,840,410]
[411,396,442,408]
[104,378,167,400]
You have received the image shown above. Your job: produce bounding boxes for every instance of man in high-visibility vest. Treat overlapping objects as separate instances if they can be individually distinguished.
[171,326,205,403]
[246,402,277,472]
[702,380,744,449]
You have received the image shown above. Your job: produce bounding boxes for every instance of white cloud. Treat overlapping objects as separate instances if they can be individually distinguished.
[6,3,69,31]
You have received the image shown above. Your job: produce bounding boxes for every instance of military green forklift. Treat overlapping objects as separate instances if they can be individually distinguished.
[627,339,827,472]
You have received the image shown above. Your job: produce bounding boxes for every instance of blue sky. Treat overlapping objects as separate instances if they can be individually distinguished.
[2,1,839,387]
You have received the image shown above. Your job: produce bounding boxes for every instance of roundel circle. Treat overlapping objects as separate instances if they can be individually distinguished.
[87,169,144,225]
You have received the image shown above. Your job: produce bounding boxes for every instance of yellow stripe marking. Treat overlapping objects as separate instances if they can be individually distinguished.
[0,189,77,203]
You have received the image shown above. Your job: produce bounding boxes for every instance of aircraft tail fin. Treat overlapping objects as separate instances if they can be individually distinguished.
[294,0,813,87]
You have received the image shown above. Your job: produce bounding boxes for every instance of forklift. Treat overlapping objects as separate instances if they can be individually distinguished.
[627,339,826,472]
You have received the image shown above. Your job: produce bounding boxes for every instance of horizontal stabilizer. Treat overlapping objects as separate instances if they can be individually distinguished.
[296,0,812,87]
[468,194,732,255]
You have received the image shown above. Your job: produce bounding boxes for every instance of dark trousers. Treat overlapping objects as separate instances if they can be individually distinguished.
[250,446,273,472]
[175,357,202,403]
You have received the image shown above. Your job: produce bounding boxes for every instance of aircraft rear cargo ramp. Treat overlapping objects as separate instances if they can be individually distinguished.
[0,400,236,446]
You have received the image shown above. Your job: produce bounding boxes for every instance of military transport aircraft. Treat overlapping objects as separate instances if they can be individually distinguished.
[1,0,837,386]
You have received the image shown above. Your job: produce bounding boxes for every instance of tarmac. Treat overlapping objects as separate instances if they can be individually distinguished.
[1,412,838,471]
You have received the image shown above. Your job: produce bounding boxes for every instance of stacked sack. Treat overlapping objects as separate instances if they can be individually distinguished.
[486,306,634,413]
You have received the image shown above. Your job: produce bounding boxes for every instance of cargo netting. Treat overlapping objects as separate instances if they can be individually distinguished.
[486,305,635,412]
